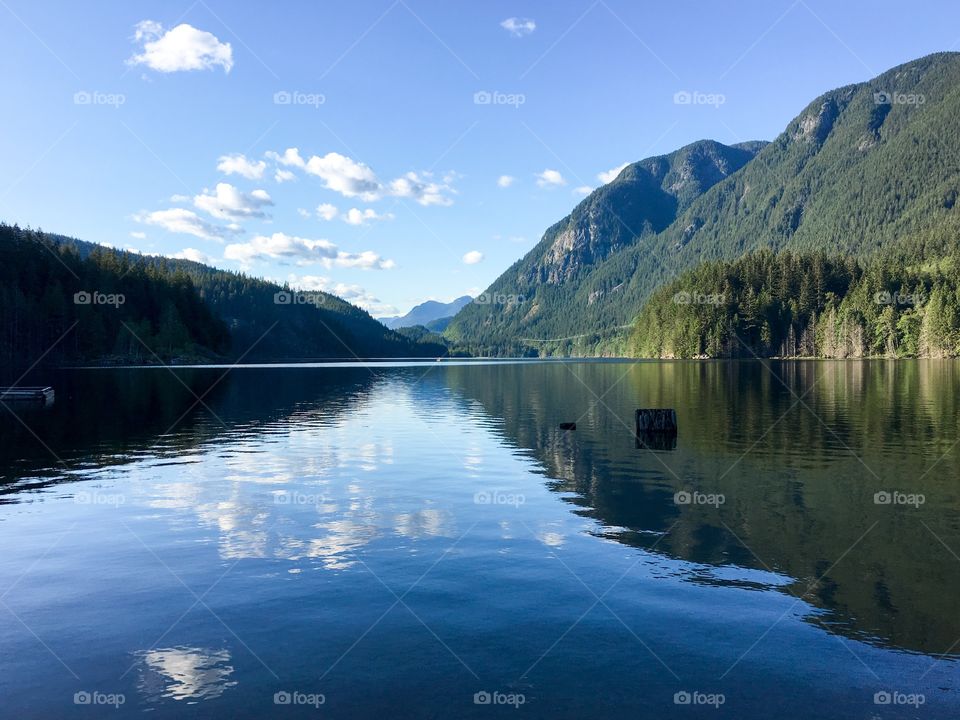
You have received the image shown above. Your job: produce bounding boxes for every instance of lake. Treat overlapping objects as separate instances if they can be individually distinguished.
[0,360,958,718]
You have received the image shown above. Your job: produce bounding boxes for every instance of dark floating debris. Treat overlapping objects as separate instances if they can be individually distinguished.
[635,409,677,434]
[0,386,54,405]
[559,422,577,431]
[635,409,677,451]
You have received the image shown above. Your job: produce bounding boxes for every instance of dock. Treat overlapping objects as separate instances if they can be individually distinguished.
[0,387,55,404]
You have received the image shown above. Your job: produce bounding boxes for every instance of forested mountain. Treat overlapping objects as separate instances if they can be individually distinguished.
[381,295,472,329]
[448,52,960,356]
[446,139,765,355]
[0,225,444,367]
[631,248,960,358]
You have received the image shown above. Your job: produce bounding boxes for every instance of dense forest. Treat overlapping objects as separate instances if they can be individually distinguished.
[0,224,448,367]
[630,248,960,358]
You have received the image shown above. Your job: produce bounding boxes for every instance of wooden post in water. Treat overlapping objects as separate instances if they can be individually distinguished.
[635,409,677,434]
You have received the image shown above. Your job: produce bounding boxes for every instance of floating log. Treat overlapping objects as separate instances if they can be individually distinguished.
[559,422,576,430]
[0,386,55,404]
[635,408,677,434]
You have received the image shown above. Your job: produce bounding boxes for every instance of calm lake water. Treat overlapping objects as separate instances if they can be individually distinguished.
[1,360,958,718]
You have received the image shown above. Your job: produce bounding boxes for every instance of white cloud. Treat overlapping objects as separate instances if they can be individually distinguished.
[536,169,566,188]
[224,232,395,270]
[289,274,398,317]
[194,182,273,220]
[598,162,629,184]
[275,169,295,183]
[388,171,454,206]
[128,21,233,73]
[305,152,381,200]
[462,250,484,265]
[217,153,266,179]
[343,207,393,225]
[501,17,536,37]
[297,208,311,218]
[134,208,228,241]
[171,247,212,264]
[267,148,456,206]
[316,203,339,221]
[573,186,593,195]
[497,175,515,188]
[129,231,147,239]
[266,147,306,169]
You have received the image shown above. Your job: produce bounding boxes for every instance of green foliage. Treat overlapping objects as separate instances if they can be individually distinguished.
[630,249,960,358]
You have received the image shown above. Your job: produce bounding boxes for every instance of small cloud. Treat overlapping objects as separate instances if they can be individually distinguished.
[598,162,629,184]
[343,207,393,226]
[134,208,230,241]
[573,186,593,196]
[171,247,212,264]
[296,208,311,218]
[266,147,305,168]
[129,231,147,239]
[217,153,266,180]
[462,250,484,265]
[501,17,536,37]
[316,203,339,221]
[497,175,515,188]
[536,169,566,188]
[170,194,190,203]
[275,169,295,183]
[194,183,273,220]
[128,21,233,73]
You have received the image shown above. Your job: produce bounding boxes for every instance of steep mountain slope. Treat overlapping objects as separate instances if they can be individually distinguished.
[381,295,472,329]
[445,140,765,354]
[450,51,960,356]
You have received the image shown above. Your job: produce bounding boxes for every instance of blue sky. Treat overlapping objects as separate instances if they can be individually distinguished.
[2,1,959,317]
